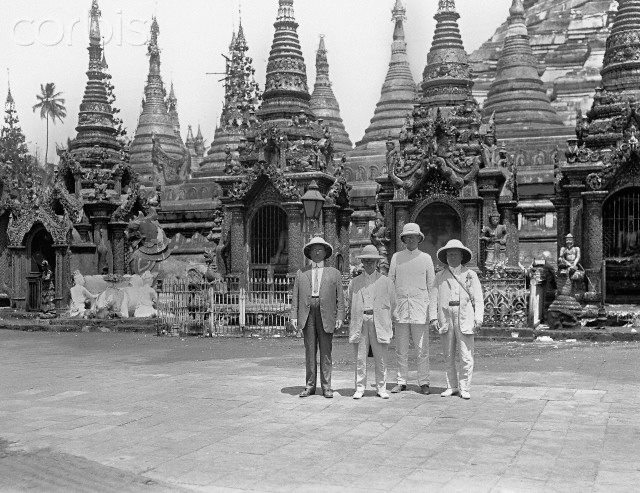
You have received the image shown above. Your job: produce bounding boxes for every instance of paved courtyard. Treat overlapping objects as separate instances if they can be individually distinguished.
[0,330,639,492]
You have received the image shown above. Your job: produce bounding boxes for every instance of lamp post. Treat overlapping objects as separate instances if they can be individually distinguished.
[301,180,325,239]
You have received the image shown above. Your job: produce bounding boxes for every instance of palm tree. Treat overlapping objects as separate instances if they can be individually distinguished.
[33,83,66,165]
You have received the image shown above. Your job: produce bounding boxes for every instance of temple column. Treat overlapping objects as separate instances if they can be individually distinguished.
[227,203,247,280]
[53,244,70,308]
[566,185,584,249]
[283,202,304,274]
[582,191,608,294]
[9,245,26,309]
[460,198,482,269]
[501,200,520,268]
[322,204,338,265]
[337,207,354,274]
[552,196,570,257]
[110,222,128,275]
[391,198,413,252]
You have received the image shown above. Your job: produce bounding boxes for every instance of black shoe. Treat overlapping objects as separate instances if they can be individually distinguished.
[299,387,316,398]
[420,384,430,395]
[323,389,334,398]
[390,384,407,393]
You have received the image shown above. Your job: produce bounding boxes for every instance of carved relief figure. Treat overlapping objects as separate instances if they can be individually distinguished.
[480,209,507,270]
[558,233,581,277]
[370,213,391,256]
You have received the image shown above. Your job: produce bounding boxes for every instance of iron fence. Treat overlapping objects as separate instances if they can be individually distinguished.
[156,274,294,337]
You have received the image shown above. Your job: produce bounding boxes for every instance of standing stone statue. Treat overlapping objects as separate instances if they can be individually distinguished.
[480,209,507,271]
[39,260,56,319]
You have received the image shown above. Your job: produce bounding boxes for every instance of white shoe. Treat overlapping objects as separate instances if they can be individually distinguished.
[460,390,471,400]
[440,388,460,397]
[377,391,390,399]
[352,390,364,399]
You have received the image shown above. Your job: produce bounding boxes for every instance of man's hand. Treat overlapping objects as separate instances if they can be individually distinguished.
[335,319,343,330]
[429,319,439,332]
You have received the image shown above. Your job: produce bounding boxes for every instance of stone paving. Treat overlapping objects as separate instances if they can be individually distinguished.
[0,331,639,492]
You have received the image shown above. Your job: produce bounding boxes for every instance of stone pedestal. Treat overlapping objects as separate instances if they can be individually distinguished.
[548,270,584,328]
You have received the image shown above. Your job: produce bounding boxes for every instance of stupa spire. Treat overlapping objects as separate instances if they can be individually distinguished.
[482,0,563,130]
[258,0,313,121]
[197,20,261,176]
[355,0,416,146]
[129,16,189,184]
[166,81,182,139]
[5,69,13,108]
[421,0,473,111]
[601,0,640,95]
[69,0,119,156]
[310,36,352,152]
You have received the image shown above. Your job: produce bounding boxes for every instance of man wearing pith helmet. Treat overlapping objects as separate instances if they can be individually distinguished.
[348,245,395,400]
[291,236,345,399]
[433,239,484,400]
[388,223,438,395]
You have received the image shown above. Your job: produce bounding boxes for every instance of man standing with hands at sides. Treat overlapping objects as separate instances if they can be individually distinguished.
[348,245,395,400]
[389,223,438,395]
[291,237,345,398]
[434,239,484,400]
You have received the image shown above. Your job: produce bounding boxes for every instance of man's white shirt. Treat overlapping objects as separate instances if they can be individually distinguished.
[311,261,324,296]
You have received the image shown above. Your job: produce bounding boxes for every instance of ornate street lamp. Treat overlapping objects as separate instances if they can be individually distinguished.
[301,180,325,220]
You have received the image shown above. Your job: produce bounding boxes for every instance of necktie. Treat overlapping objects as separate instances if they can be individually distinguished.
[313,265,319,295]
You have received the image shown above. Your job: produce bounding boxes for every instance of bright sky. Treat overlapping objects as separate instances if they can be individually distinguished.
[1,0,512,160]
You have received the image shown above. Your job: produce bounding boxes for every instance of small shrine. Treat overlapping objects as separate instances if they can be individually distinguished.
[377,0,519,275]
[208,0,352,285]
[554,0,640,306]
[2,0,146,311]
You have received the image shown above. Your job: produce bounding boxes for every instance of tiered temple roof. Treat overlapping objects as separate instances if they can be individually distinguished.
[482,0,564,132]
[579,0,640,151]
[166,82,183,141]
[421,0,474,113]
[257,0,314,123]
[310,36,352,153]
[129,17,189,185]
[67,0,120,163]
[354,0,416,147]
[197,22,261,177]
[470,0,618,126]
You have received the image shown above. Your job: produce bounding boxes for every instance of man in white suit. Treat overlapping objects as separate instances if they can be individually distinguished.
[389,223,438,395]
[433,239,484,400]
[348,245,395,400]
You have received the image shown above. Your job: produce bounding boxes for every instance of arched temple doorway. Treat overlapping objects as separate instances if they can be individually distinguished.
[249,205,288,279]
[25,225,56,311]
[603,187,640,303]
[414,202,462,267]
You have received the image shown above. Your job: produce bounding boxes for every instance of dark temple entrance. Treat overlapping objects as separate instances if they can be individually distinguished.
[25,225,56,311]
[415,202,462,267]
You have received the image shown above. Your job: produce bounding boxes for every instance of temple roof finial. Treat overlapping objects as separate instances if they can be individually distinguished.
[6,67,13,106]
[438,0,457,13]
[89,0,101,46]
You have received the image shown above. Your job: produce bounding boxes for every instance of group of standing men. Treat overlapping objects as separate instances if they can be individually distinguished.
[290,223,484,401]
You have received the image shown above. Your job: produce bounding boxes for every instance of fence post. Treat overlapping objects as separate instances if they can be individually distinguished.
[239,287,246,327]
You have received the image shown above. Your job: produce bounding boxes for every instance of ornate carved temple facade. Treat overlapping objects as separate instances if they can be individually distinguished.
[377,0,520,274]
[1,0,145,310]
[555,0,640,303]
[4,0,640,317]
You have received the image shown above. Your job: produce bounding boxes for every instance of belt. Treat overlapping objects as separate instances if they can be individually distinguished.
[449,301,460,306]
[363,309,373,315]
[311,296,320,299]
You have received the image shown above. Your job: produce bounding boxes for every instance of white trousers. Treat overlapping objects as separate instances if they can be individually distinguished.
[441,325,474,392]
[354,318,388,392]
[394,323,429,386]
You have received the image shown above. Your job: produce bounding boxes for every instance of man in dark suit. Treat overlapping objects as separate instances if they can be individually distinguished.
[291,237,345,398]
